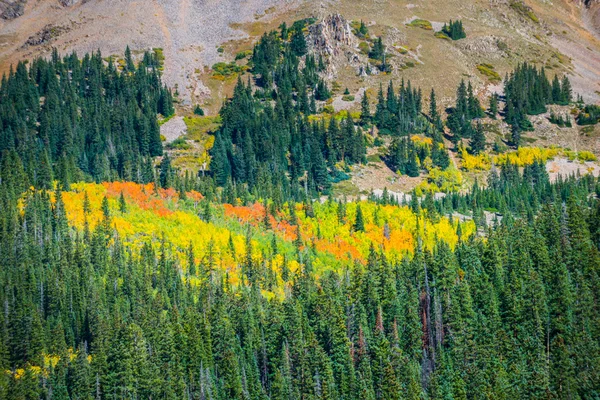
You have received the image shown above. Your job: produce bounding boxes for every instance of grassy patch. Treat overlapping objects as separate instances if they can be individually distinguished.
[153,48,165,71]
[184,116,222,141]
[158,114,175,126]
[581,125,596,136]
[166,136,192,150]
[359,42,370,55]
[235,50,252,60]
[476,64,502,83]
[407,19,433,30]
[342,95,355,102]
[366,154,381,163]
[211,62,248,81]
[332,180,360,197]
[434,32,451,40]
[510,0,539,23]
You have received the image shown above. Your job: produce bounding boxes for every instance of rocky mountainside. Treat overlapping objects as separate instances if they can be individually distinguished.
[0,0,599,106]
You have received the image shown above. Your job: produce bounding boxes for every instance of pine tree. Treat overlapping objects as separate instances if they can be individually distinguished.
[354,204,365,232]
[470,122,486,155]
[360,91,371,126]
[489,93,499,119]
[291,28,307,57]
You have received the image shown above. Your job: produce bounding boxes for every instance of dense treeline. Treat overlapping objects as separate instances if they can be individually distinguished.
[0,47,174,187]
[210,22,366,200]
[372,80,425,135]
[504,63,572,144]
[1,162,599,399]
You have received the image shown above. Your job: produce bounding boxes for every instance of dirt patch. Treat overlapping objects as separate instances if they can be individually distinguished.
[351,159,424,194]
[546,157,600,182]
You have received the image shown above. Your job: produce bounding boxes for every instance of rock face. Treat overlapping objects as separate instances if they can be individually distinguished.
[307,14,361,78]
[59,0,84,6]
[308,14,357,57]
[0,0,26,20]
[22,24,71,48]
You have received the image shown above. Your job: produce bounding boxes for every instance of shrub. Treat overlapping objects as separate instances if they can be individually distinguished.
[477,64,501,83]
[576,105,600,126]
[494,146,560,167]
[211,62,247,80]
[193,105,205,116]
[359,42,370,55]
[166,136,192,150]
[460,148,491,171]
[235,50,252,60]
[434,32,451,40]
[407,19,433,30]
[417,166,464,193]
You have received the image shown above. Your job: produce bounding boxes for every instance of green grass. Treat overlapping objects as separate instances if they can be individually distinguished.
[183,115,222,141]
[407,19,433,30]
[331,180,360,197]
[359,42,370,55]
[166,136,192,150]
[366,154,381,163]
[211,62,248,81]
[158,114,175,126]
[153,48,165,71]
[477,64,502,83]
[434,32,451,40]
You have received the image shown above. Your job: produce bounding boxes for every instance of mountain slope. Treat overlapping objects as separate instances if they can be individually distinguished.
[1,0,599,105]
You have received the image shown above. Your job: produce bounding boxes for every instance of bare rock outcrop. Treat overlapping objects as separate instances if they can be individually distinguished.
[307,14,357,57]
[307,14,361,78]
[59,0,85,7]
[0,0,26,20]
[22,24,71,48]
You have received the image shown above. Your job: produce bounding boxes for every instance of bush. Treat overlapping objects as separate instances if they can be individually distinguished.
[211,62,246,80]
[166,136,192,150]
[494,146,561,167]
[193,105,205,116]
[342,95,355,102]
[576,105,600,126]
[460,148,491,171]
[359,42,370,55]
[434,32,451,40]
[477,64,501,83]
[407,19,432,30]
[417,166,464,193]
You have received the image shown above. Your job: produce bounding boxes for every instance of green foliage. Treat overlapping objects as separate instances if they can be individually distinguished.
[407,19,433,30]
[434,31,451,40]
[0,47,172,186]
[193,105,205,116]
[211,61,246,80]
[549,112,573,128]
[476,64,501,82]
[504,63,572,143]
[576,105,600,126]
[165,136,192,150]
[441,20,466,40]
[369,37,386,61]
